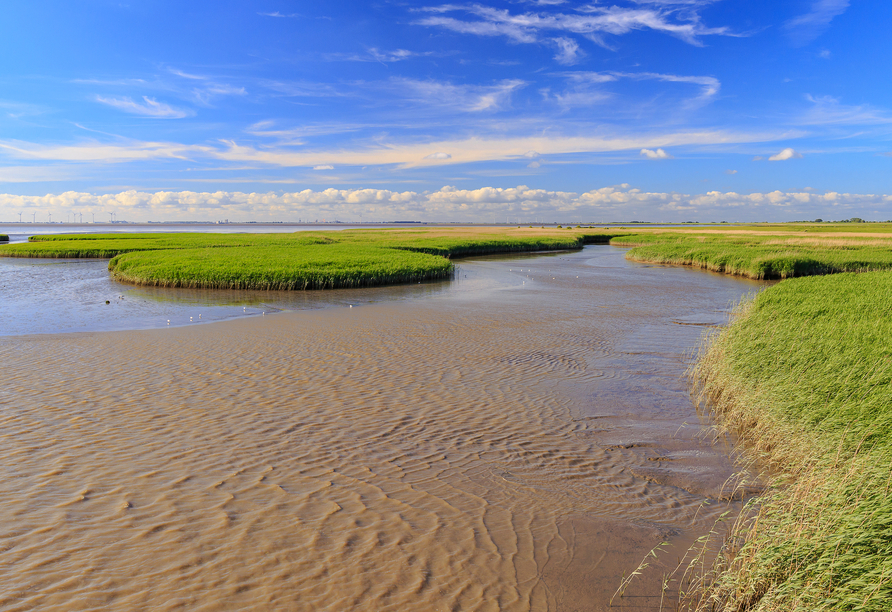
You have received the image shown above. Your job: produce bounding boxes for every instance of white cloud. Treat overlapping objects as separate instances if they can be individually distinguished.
[768,147,803,161]
[553,37,582,64]
[527,160,541,168]
[424,152,452,159]
[389,77,526,112]
[551,70,720,109]
[3,186,889,222]
[328,48,433,63]
[0,165,75,183]
[819,49,832,59]
[800,95,892,126]
[416,3,734,50]
[785,0,849,46]
[167,68,248,105]
[313,165,334,170]
[640,148,673,159]
[95,96,190,118]
[523,151,540,158]
[0,139,203,162]
[0,126,792,169]
[725,169,737,175]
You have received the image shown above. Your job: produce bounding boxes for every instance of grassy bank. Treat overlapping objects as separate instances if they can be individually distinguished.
[0,234,7,242]
[0,227,623,289]
[614,230,892,279]
[687,272,892,611]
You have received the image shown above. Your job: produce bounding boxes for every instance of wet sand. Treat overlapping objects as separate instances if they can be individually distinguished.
[0,248,763,611]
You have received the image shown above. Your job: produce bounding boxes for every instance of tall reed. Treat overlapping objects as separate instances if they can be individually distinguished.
[685,273,892,611]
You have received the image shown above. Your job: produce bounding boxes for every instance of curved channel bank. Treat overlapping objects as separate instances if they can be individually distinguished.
[687,271,892,612]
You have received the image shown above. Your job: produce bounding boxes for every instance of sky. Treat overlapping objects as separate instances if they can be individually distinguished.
[1,0,890,223]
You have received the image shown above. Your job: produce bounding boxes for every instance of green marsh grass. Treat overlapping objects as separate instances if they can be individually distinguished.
[0,227,623,290]
[614,231,892,279]
[686,272,892,611]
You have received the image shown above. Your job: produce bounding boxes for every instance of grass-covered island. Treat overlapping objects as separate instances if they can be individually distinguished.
[0,234,8,242]
[0,227,621,290]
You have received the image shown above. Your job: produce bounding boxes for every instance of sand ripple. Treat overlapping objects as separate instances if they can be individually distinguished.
[0,249,763,611]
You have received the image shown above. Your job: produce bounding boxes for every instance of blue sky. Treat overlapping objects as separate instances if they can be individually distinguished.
[1,0,890,222]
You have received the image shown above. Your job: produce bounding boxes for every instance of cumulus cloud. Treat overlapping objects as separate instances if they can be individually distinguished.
[313,165,334,170]
[785,0,850,46]
[2,186,890,222]
[726,169,738,175]
[640,148,673,159]
[424,152,452,160]
[95,96,190,118]
[768,148,803,161]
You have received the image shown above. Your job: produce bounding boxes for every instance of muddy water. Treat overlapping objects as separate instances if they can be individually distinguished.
[0,247,763,611]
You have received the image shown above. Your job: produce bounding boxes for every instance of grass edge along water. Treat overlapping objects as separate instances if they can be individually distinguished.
[0,227,622,290]
[679,273,892,611]
[615,231,892,279]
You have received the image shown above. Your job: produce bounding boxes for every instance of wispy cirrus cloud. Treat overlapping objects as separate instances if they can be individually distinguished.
[415,2,735,50]
[327,48,435,63]
[0,138,204,162]
[245,121,366,145]
[785,0,850,46]
[0,124,791,170]
[546,70,720,109]
[386,77,527,112]
[258,11,300,18]
[95,95,190,118]
[800,95,892,126]
[167,68,247,105]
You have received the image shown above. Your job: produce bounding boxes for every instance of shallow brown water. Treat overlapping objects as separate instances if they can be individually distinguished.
[0,247,764,611]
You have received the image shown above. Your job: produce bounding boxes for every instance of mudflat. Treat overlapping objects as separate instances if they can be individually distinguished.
[0,248,761,611]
